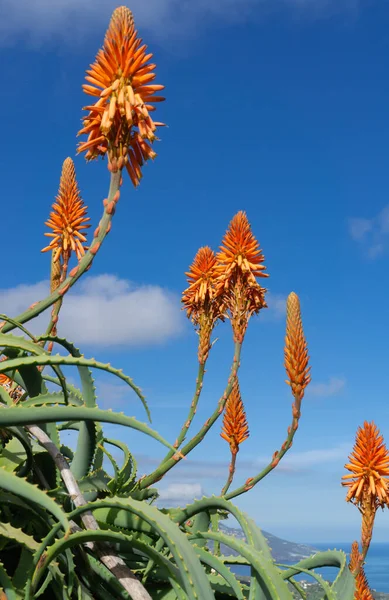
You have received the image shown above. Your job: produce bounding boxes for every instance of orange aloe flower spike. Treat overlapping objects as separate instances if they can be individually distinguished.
[42,158,90,263]
[284,292,311,406]
[77,6,165,186]
[216,211,268,288]
[215,212,268,342]
[182,246,225,364]
[342,421,389,506]
[221,379,249,455]
[182,246,219,322]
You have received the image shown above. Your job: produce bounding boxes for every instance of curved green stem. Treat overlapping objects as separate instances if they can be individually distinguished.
[163,361,206,461]
[1,170,122,334]
[138,341,242,489]
[225,406,300,501]
[221,451,237,497]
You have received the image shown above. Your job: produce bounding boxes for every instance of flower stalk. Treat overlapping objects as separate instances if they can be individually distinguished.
[1,171,122,335]
[224,292,310,501]
[138,341,242,489]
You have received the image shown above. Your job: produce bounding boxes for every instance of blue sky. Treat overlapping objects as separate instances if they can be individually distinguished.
[1,0,389,544]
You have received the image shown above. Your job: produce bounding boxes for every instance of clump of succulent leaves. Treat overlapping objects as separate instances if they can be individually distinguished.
[0,6,357,600]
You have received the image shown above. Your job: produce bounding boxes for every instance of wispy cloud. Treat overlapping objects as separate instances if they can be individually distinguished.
[135,441,350,484]
[261,292,287,322]
[308,376,346,397]
[279,444,350,468]
[348,205,389,258]
[158,483,204,505]
[0,274,184,347]
[0,0,362,46]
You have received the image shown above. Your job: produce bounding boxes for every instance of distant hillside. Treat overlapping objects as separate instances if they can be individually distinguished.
[218,523,317,562]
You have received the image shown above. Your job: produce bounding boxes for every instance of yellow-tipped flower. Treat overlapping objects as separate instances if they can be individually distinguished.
[77,6,165,186]
[215,211,268,342]
[284,292,311,404]
[182,246,225,363]
[182,246,220,322]
[221,380,249,455]
[342,422,389,507]
[42,158,90,263]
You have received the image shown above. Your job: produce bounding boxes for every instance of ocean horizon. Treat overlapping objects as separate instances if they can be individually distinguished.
[231,542,389,593]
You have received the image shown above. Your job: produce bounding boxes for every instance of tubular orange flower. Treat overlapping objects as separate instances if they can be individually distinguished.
[216,211,268,288]
[342,422,389,507]
[182,247,225,364]
[77,6,165,186]
[215,211,268,342]
[42,158,90,263]
[182,247,219,321]
[221,380,249,455]
[284,292,311,405]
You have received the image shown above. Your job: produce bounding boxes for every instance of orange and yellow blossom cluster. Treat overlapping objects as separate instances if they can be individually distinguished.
[220,379,249,456]
[182,211,268,361]
[343,421,389,588]
[77,6,165,186]
[42,158,89,267]
[284,292,311,434]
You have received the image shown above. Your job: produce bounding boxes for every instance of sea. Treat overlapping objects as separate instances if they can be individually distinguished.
[230,543,389,594]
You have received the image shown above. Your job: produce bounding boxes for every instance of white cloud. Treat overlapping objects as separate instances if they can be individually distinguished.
[158,483,204,503]
[261,292,287,321]
[279,444,350,468]
[0,0,362,45]
[348,217,373,241]
[308,376,346,397]
[349,204,389,258]
[0,274,184,347]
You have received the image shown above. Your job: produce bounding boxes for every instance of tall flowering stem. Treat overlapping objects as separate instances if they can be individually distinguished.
[42,158,89,351]
[342,421,389,563]
[224,292,310,501]
[0,171,122,335]
[161,248,224,463]
[138,341,242,489]
[220,379,249,496]
[140,213,266,488]
[3,8,164,335]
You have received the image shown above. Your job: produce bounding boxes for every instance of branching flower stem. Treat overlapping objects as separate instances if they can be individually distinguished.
[221,451,237,497]
[224,408,299,501]
[138,341,242,489]
[162,361,206,461]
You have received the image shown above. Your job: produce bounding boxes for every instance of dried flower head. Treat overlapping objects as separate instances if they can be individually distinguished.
[215,211,268,342]
[221,380,249,455]
[349,541,374,600]
[42,158,90,263]
[342,421,389,507]
[284,292,311,405]
[182,247,225,363]
[77,6,165,185]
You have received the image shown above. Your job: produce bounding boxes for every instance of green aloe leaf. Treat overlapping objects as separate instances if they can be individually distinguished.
[0,467,69,533]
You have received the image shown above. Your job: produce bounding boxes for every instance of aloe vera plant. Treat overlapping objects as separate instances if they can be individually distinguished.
[0,5,359,600]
